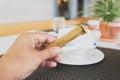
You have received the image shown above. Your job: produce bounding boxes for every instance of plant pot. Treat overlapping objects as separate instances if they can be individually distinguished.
[100,22,110,39]
[109,22,120,39]
[99,22,120,41]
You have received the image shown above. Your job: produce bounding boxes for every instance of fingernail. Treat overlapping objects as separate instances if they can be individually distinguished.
[53,47,62,54]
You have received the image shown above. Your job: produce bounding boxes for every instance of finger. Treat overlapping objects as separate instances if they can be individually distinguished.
[53,55,61,62]
[45,34,58,44]
[40,60,57,67]
[40,55,60,66]
[38,47,62,62]
[35,43,43,49]
[33,32,57,44]
[46,61,57,67]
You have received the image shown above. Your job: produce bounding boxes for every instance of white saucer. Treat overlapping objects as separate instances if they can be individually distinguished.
[59,48,105,65]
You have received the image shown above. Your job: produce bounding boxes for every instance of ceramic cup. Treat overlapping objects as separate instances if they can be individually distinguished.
[58,27,96,59]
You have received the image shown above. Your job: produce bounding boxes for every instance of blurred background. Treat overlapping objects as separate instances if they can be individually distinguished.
[0,0,120,54]
[0,0,94,23]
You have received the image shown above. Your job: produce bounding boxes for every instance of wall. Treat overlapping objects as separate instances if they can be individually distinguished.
[0,0,54,23]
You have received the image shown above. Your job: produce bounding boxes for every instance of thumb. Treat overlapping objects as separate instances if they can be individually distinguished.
[38,47,62,62]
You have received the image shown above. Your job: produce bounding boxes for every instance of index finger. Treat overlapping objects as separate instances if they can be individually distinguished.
[33,32,58,44]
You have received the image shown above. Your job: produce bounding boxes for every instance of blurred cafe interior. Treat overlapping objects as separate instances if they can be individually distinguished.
[0,0,120,48]
[0,0,120,79]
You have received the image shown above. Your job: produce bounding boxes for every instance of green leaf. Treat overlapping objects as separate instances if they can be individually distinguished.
[93,0,120,22]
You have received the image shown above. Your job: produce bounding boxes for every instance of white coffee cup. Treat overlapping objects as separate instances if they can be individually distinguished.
[58,27,96,59]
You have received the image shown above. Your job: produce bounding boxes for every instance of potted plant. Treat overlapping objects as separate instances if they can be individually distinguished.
[93,0,120,41]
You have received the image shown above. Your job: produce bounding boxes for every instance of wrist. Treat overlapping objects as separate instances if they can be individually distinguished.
[0,57,20,80]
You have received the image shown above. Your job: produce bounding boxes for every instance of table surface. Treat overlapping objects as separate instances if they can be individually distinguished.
[0,20,80,37]
[25,47,120,80]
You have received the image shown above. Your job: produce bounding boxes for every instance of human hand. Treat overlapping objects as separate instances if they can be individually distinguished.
[0,32,62,80]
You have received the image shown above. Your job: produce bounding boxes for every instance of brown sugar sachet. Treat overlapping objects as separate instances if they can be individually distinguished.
[47,24,86,48]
